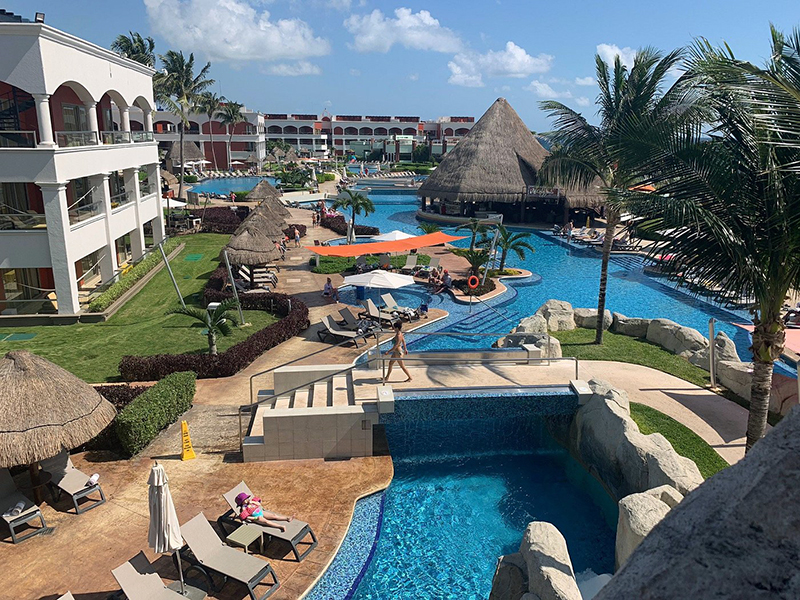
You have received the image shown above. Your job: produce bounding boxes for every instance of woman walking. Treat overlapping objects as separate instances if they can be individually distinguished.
[383,321,412,383]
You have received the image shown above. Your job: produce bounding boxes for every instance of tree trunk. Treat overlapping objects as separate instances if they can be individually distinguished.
[208,331,218,355]
[746,312,784,451]
[177,111,185,204]
[499,248,508,271]
[208,119,218,171]
[470,231,476,252]
[351,209,356,243]
[594,210,617,344]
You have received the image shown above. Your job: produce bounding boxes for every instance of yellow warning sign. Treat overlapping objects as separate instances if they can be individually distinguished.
[181,420,196,461]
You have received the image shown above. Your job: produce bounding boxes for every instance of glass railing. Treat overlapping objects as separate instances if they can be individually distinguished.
[139,179,152,196]
[0,212,47,230]
[131,131,154,143]
[69,200,104,225]
[110,191,133,210]
[56,131,98,147]
[101,131,131,145]
[0,130,37,148]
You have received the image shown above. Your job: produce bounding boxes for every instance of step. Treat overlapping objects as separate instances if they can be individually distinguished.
[248,405,270,437]
[311,381,330,408]
[272,394,292,410]
[331,374,352,407]
[293,387,311,409]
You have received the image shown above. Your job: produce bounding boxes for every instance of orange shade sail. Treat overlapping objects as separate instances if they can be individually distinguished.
[306,231,466,257]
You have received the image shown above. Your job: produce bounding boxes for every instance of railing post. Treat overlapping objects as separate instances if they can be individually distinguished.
[708,318,717,390]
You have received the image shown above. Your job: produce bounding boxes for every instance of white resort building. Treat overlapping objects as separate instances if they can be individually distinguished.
[0,14,164,316]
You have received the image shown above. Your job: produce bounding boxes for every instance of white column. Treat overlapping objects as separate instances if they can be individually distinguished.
[85,101,99,142]
[90,173,119,282]
[124,167,145,260]
[32,94,55,147]
[144,109,153,132]
[39,183,80,314]
[148,163,166,244]
[121,107,131,132]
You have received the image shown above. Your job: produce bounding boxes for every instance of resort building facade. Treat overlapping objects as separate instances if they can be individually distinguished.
[0,16,164,315]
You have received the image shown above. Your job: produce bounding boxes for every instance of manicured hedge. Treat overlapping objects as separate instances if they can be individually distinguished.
[283,223,307,239]
[316,173,336,183]
[453,277,496,296]
[115,371,197,456]
[320,214,379,236]
[119,288,309,381]
[311,253,430,275]
[183,175,198,183]
[87,238,182,312]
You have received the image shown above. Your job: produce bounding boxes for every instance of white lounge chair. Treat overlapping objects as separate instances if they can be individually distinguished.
[40,449,106,514]
[112,552,186,600]
[0,468,47,543]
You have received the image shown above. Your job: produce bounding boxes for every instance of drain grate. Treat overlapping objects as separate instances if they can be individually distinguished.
[3,333,36,341]
[184,253,204,261]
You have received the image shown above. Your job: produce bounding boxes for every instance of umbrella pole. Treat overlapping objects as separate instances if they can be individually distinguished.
[175,549,186,595]
[28,462,43,504]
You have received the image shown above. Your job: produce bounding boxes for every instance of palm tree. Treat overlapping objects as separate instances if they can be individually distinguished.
[418,222,441,234]
[332,189,375,243]
[168,298,239,355]
[538,47,685,345]
[217,101,246,171]
[455,218,488,251]
[496,225,535,270]
[461,249,490,276]
[608,30,800,451]
[111,32,155,67]
[196,92,225,172]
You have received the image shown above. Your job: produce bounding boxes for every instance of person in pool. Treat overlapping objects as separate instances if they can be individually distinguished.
[235,492,294,531]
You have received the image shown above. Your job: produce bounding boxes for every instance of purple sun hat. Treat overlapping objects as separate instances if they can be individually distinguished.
[235,492,250,506]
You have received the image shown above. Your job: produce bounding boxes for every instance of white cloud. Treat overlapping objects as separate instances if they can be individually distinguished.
[264,61,322,76]
[448,42,552,87]
[344,8,462,53]
[576,96,591,106]
[574,76,594,86]
[597,43,636,69]
[349,68,361,76]
[408,73,419,81]
[144,0,330,63]
[524,79,572,99]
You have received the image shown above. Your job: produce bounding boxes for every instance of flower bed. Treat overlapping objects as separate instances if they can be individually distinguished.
[284,223,308,238]
[320,214,379,236]
[192,206,248,234]
[453,277,497,296]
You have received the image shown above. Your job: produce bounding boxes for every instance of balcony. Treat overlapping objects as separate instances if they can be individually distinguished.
[132,131,154,143]
[69,199,104,226]
[0,130,37,148]
[56,131,98,147]
[0,212,47,230]
[101,131,131,145]
[110,190,134,210]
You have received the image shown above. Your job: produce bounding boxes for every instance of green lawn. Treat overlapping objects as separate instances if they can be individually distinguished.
[552,328,711,388]
[311,253,431,274]
[630,402,729,479]
[0,234,277,382]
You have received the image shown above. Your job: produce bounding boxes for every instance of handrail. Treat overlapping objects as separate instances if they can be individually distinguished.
[467,294,517,328]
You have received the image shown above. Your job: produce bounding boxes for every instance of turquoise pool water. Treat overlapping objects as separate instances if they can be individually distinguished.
[189,176,277,195]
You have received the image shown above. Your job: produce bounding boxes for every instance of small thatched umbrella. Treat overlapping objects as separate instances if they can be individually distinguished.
[166,141,205,167]
[235,209,287,239]
[0,351,116,501]
[272,147,285,159]
[223,220,283,266]
[247,180,292,221]
[284,150,299,163]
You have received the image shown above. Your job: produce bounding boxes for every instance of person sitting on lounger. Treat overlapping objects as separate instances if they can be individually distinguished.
[427,267,441,289]
[323,277,340,301]
[235,492,293,532]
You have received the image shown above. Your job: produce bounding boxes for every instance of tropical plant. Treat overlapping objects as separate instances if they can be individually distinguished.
[216,101,246,170]
[418,222,441,234]
[608,29,800,451]
[461,249,490,276]
[167,298,239,355]
[496,225,535,270]
[412,144,431,163]
[538,47,686,345]
[195,92,225,171]
[111,31,155,67]
[277,169,312,187]
[157,51,214,203]
[331,189,375,242]
[455,218,489,251]
[266,140,292,154]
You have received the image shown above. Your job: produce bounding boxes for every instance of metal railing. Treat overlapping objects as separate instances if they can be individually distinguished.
[110,191,133,209]
[0,212,46,229]
[69,199,104,225]
[139,178,152,196]
[0,130,37,148]
[131,131,154,143]
[56,130,98,147]
[101,130,131,145]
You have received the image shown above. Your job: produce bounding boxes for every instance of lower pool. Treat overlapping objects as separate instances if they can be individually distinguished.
[189,176,276,195]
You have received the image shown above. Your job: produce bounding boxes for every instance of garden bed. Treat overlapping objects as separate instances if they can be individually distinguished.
[320,214,379,237]
[311,253,430,275]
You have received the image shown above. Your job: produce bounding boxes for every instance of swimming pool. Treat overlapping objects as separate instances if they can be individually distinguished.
[189,176,277,195]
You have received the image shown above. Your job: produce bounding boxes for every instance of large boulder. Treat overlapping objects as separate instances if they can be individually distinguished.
[489,553,528,600]
[688,331,741,370]
[717,360,753,400]
[646,319,708,358]
[519,522,582,600]
[611,313,651,338]
[496,315,548,348]
[574,308,613,330]
[770,372,799,416]
[646,433,705,496]
[615,490,672,569]
[595,406,800,600]
[536,300,576,331]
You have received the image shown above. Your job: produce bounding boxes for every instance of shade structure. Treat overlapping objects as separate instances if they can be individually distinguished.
[230,160,245,166]
[371,230,415,242]
[343,270,415,289]
[0,350,116,468]
[224,221,283,266]
[161,198,187,209]
[236,209,287,238]
[306,231,465,257]
[148,463,185,594]
[167,141,205,163]
[272,147,285,158]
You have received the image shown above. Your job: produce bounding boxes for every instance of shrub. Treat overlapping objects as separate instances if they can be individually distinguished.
[453,277,496,296]
[316,173,336,183]
[114,371,197,456]
[320,214,379,237]
[191,206,245,234]
[283,224,307,239]
[87,238,181,312]
[232,190,250,201]
[94,384,147,410]
[183,174,198,183]
[311,253,430,275]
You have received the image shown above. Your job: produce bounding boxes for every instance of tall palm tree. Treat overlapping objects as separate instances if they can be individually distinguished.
[418,222,441,234]
[496,225,535,270]
[461,249,490,276]
[455,218,488,251]
[157,51,214,203]
[609,30,800,451]
[111,32,155,67]
[196,92,225,172]
[168,298,239,355]
[217,101,246,171]
[538,47,685,344]
[332,189,375,243]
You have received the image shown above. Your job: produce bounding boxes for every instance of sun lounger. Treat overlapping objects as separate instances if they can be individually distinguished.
[358,298,399,326]
[415,256,439,276]
[337,307,362,330]
[219,482,318,562]
[57,593,75,600]
[399,254,417,273]
[40,450,106,514]
[377,253,392,270]
[111,552,186,600]
[354,255,369,273]
[380,293,419,321]
[0,468,47,543]
[317,315,366,346]
[180,514,280,600]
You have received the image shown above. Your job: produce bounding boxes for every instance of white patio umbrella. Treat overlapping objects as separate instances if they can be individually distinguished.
[148,463,186,595]
[230,160,245,165]
[343,269,415,289]
[371,230,415,242]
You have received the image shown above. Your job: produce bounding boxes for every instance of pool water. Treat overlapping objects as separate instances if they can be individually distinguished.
[189,176,277,195]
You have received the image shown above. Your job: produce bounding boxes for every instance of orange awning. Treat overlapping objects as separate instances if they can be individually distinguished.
[306,231,466,257]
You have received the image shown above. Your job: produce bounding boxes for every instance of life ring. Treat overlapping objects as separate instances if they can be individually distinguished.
[467,275,480,289]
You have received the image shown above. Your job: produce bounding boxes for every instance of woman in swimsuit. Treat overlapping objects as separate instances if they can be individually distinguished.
[383,320,412,383]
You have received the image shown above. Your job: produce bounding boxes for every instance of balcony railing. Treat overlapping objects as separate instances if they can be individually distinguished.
[69,199,104,225]
[0,212,47,230]
[0,130,37,148]
[110,191,133,210]
[131,131,154,143]
[139,178,152,196]
[56,131,98,147]
[101,131,131,145]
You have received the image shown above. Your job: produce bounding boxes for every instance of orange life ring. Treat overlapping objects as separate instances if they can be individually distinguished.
[467,275,480,289]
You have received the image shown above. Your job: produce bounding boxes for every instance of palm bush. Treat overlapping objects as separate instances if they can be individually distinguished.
[217,101,246,168]
[496,225,535,270]
[111,32,155,67]
[418,222,441,235]
[167,298,239,355]
[455,218,489,251]
[332,189,375,242]
[196,92,225,171]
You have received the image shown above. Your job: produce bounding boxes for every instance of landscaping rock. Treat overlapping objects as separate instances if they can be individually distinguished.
[770,372,799,416]
[644,484,684,508]
[574,308,613,330]
[717,360,753,400]
[688,331,741,370]
[646,319,708,357]
[645,434,703,496]
[595,406,800,600]
[519,522,582,600]
[494,315,562,358]
[536,299,576,331]
[489,553,528,600]
[611,313,651,338]
[587,377,630,413]
[615,491,672,569]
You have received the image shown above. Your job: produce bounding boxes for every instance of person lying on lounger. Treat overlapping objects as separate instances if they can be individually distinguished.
[235,492,294,532]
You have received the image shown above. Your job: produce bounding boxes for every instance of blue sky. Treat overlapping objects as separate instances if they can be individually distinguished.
[6,0,798,130]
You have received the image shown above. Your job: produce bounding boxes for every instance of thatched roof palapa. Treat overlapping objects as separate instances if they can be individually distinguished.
[223,220,282,266]
[272,147,285,158]
[166,141,205,162]
[234,209,286,238]
[247,180,292,220]
[0,351,116,468]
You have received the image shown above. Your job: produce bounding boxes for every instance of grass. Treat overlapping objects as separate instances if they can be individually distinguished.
[630,402,730,479]
[552,328,711,388]
[0,234,278,382]
[311,253,431,275]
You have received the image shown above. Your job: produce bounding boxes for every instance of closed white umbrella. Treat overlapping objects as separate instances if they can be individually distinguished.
[148,463,186,595]
[371,230,415,242]
[343,269,415,289]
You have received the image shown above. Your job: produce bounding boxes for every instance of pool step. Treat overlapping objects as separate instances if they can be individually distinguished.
[255,371,356,413]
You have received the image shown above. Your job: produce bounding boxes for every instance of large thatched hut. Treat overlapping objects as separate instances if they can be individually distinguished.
[418,98,603,224]
[165,141,205,174]
[247,180,292,221]
[223,220,282,266]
